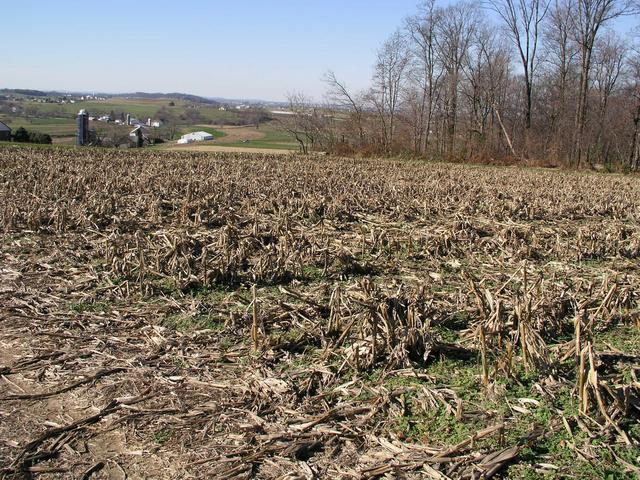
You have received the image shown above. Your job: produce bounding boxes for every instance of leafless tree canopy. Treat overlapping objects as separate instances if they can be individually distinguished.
[316,0,640,169]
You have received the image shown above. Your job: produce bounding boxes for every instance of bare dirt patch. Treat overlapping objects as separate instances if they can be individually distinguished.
[52,136,75,145]
[164,143,294,154]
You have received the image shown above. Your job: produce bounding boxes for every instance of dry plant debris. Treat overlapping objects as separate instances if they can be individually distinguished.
[1,146,639,479]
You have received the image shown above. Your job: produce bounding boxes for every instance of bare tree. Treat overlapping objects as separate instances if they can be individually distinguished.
[404,0,444,154]
[627,48,640,170]
[323,71,366,146]
[317,0,640,168]
[369,30,410,153]
[570,0,636,166]
[462,25,493,142]
[486,0,549,131]
[592,32,626,157]
[433,2,479,156]
[463,25,517,157]
[278,92,324,155]
[541,0,579,158]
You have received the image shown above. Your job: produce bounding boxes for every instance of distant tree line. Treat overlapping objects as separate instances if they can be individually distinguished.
[9,89,48,97]
[287,0,640,169]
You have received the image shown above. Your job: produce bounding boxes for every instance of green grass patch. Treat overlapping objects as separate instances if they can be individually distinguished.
[1,116,76,137]
[222,125,298,151]
[3,116,74,125]
[594,324,640,352]
[300,265,325,282]
[153,429,172,445]
[395,406,480,445]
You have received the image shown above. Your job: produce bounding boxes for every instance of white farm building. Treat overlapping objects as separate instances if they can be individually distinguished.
[177,131,214,144]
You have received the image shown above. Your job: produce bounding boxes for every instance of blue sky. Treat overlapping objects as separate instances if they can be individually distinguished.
[3,0,422,101]
[3,1,638,101]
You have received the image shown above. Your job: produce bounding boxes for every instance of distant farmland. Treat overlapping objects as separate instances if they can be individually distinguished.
[1,117,77,137]
[11,98,241,123]
[164,123,299,152]
[1,97,297,149]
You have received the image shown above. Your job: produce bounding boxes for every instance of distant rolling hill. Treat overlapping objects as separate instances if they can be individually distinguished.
[0,89,220,106]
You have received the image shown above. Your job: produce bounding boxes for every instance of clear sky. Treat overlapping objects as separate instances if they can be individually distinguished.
[3,0,423,101]
[3,1,637,102]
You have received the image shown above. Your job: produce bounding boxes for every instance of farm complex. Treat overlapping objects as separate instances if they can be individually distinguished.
[0,91,297,152]
[1,145,639,478]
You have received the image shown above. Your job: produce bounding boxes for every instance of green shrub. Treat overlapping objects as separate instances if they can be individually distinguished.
[12,127,52,144]
[28,131,52,144]
[13,127,29,142]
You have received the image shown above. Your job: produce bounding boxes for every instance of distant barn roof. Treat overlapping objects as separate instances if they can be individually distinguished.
[180,131,214,141]
[0,121,11,132]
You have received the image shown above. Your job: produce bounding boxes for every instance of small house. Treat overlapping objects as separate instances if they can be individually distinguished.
[0,121,11,141]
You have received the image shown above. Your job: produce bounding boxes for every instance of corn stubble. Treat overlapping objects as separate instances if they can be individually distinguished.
[0,146,639,478]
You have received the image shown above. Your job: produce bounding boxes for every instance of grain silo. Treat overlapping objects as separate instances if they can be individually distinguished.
[76,109,89,146]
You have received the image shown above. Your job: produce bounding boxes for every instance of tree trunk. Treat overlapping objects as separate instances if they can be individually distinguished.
[573,46,592,168]
[524,67,532,130]
[494,104,517,158]
[630,99,640,171]
[447,72,458,156]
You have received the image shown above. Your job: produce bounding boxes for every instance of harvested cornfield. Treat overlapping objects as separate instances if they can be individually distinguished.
[1,145,639,479]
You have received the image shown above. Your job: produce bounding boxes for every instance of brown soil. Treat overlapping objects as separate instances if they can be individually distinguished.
[163,143,293,154]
